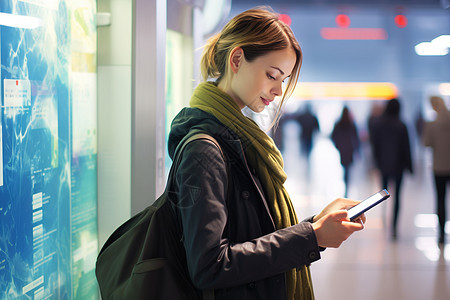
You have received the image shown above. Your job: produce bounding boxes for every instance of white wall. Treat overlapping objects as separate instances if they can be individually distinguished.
[97,0,168,249]
[97,0,132,248]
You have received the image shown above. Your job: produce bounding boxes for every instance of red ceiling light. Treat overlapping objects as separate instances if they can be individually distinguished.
[395,14,408,28]
[321,12,388,40]
[321,28,387,40]
[279,14,292,26]
[336,14,350,28]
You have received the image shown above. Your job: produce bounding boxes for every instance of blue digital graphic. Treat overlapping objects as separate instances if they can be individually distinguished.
[0,1,98,299]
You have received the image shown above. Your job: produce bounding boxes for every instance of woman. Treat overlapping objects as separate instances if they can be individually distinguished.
[331,106,360,197]
[168,7,364,300]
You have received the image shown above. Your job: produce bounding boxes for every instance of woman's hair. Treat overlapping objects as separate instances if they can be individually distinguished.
[200,6,302,124]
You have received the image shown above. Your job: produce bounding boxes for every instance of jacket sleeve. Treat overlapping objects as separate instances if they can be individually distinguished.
[174,139,321,290]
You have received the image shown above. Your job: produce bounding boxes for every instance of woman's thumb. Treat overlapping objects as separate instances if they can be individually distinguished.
[330,210,349,221]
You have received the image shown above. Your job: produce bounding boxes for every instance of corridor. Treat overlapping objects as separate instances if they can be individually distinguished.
[280,119,449,300]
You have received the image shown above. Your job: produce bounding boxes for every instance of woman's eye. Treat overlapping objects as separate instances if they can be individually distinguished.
[267,73,276,80]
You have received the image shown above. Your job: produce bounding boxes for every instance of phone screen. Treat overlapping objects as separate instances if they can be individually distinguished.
[347,189,390,221]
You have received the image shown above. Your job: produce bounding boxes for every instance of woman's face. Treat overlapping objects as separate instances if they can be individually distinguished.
[228,47,297,113]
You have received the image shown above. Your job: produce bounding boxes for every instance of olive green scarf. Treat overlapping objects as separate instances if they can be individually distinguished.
[190,82,314,300]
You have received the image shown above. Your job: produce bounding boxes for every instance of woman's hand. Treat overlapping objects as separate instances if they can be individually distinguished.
[313,198,365,223]
[311,210,364,248]
[311,198,366,248]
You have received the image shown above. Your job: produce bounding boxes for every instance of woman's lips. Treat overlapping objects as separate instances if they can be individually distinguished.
[261,97,271,106]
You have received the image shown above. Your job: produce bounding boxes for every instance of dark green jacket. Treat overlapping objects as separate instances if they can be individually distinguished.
[168,108,321,300]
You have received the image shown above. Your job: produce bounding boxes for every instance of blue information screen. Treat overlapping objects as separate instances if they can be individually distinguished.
[0,1,98,299]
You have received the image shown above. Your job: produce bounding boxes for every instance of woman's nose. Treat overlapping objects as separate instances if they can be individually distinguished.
[272,81,283,96]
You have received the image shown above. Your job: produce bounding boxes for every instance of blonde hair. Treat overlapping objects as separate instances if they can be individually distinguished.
[200,7,302,124]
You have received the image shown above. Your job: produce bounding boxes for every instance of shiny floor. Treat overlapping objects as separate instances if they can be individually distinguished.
[280,121,450,300]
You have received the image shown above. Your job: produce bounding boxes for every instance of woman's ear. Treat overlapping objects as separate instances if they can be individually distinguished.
[229,47,244,74]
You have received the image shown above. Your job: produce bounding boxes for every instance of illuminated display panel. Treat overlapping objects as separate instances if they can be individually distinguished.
[293,82,398,100]
[0,1,98,299]
[165,29,193,171]
[320,27,388,40]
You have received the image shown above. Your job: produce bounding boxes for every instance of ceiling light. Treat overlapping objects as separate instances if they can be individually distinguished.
[320,28,387,40]
[0,12,42,29]
[439,83,450,96]
[415,42,449,56]
[415,34,450,56]
[432,35,450,48]
[292,82,397,100]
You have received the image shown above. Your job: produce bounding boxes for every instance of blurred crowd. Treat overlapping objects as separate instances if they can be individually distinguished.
[273,96,450,244]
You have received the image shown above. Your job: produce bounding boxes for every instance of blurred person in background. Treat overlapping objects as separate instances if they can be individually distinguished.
[294,103,320,159]
[367,102,385,169]
[370,98,413,239]
[422,96,450,245]
[331,106,360,197]
[272,113,289,152]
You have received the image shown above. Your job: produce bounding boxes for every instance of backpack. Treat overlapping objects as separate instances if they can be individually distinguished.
[95,133,220,300]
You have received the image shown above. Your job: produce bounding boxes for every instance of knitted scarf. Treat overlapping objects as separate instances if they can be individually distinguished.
[190,82,314,300]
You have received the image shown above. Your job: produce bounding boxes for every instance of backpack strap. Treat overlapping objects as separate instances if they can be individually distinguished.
[167,132,224,195]
[174,133,223,161]
[172,133,221,300]
[167,133,224,194]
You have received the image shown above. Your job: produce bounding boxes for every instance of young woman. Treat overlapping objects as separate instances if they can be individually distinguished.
[167,7,365,300]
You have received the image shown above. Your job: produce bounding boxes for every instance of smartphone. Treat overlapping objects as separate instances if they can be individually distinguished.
[347,189,390,221]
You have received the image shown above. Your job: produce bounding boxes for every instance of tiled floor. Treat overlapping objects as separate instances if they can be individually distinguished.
[280,121,450,300]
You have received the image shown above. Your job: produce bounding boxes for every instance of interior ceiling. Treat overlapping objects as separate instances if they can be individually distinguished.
[233,0,448,9]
